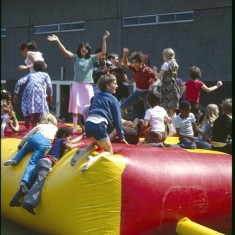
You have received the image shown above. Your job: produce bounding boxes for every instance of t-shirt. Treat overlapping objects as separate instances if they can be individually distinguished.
[144,106,168,132]
[72,54,97,83]
[128,64,155,90]
[185,79,204,103]
[174,113,196,136]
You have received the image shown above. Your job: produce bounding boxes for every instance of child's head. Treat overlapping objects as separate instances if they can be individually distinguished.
[146,91,161,108]
[34,61,46,72]
[162,48,175,61]
[179,101,191,118]
[1,89,12,103]
[203,104,219,124]
[97,74,117,94]
[77,41,91,58]
[129,52,145,71]
[108,53,119,65]
[40,113,58,126]
[19,41,38,56]
[220,98,232,115]
[55,127,73,139]
[1,99,10,114]
[189,66,201,80]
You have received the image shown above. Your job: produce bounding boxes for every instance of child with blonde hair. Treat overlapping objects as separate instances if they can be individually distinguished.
[198,104,219,140]
[4,113,58,193]
[155,48,181,136]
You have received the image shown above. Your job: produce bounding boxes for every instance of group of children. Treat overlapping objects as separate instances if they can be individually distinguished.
[2,31,232,215]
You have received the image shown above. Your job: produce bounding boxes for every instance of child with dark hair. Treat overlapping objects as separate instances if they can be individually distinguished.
[121,48,159,118]
[174,101,211,149]
[141,91,172,145]
[8,127,84,215]
[47,31,110,134]
[13,61,53,128]
[182,66,223,123]
[18,41,47,72]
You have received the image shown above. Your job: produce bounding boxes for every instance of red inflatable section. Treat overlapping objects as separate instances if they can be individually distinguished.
[114,145,231,235]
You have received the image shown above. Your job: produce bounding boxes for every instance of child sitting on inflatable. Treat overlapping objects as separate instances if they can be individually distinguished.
[140,91,172,146]
[1,89,20,137]
[174,101,211,149]
[8,127,84,215]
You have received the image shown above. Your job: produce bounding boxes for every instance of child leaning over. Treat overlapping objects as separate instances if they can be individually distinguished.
[4,113,58,193]
[174,101,211,149]
[9,127,84,214]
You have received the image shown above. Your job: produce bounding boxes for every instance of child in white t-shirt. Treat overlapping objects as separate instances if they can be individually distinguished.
[174,101,211,149]
[141,91,172,145]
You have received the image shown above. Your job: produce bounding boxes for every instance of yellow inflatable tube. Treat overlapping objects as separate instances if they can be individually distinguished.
[176,217,225,235]
[1,138,126,235]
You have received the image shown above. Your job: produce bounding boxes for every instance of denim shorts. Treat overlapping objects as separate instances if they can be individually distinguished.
[85,121,108,141]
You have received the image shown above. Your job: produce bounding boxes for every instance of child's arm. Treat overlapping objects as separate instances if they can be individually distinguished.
[201,81,223,93]
[96,31,110,60]
[175,128,196,142]
[64,134,84,150]
[192,123,211,142]
[122,48,130,68]
[47,34,73,59]
[164,115,172,124]
[154,68,165,80]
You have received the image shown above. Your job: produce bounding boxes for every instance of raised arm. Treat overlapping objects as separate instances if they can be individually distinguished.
[122,48,131,68]
[47,34,73,59]
[201,81,223,93]
[96,31,110,60]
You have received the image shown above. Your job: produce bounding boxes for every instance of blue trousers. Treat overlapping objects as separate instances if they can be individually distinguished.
[179,137,211,150]
[120,90,149,112]
[24,158,53,207]
[12,133,51,186]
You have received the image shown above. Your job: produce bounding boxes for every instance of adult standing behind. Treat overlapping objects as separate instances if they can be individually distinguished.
[211,98,232,154]
[47,31,110,134]
[14,61,53,128]
[18,41,47,72]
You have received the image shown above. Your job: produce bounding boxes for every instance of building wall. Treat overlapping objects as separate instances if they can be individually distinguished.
[1,0,232,119]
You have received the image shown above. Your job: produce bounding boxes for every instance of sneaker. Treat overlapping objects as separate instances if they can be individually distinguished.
[4,159,17,166]
[22,203,36,215]
[20,181,29,193]
[9,199,22,207]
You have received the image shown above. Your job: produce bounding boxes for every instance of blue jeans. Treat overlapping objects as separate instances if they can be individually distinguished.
[12,133,51,186]
[120,90,149,112]
[179,137,211,150]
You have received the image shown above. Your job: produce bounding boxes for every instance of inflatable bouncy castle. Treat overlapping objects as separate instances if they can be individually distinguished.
[1,124,232,235]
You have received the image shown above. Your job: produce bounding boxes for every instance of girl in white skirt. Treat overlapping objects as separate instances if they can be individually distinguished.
[47,31,110,133]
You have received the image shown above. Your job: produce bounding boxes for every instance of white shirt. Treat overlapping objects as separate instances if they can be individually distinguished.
[144,106,168,132]
[174,113,196,136]
[20,123,58,146]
